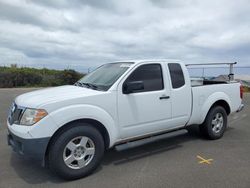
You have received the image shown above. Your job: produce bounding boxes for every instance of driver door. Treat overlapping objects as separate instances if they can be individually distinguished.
[117,63,172,139]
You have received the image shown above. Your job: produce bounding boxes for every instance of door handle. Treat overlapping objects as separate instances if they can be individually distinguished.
[159,95,170,100]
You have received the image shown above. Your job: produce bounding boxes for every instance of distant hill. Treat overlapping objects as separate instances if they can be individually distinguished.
[211,74,250,92]
[234,75,250,81]
[211,74,250,83]
[237,80,250,88]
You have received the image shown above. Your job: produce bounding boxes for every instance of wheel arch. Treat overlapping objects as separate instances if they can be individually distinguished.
[44,118,110,166]
[210,100,231,115]
[202,99,231,125]
[200,92,231,124]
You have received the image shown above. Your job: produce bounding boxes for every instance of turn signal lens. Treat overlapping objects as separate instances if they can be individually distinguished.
[34,109,48,123]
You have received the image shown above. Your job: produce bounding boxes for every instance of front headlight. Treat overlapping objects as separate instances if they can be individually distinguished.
[20,108,48,126]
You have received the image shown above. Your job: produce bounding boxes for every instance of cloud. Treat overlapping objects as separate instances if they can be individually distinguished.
[0,0,250,72]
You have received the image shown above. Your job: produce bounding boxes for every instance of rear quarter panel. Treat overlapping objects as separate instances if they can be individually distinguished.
[188,82,241,125]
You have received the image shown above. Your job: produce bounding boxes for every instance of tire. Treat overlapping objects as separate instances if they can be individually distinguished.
[199,106,227,140]
[48,123,104,180]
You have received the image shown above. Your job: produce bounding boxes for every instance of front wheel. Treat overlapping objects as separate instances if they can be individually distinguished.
[48,124,104,180]
[200,106,227,140]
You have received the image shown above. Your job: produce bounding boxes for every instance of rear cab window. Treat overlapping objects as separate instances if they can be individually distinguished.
[168,63,185,89]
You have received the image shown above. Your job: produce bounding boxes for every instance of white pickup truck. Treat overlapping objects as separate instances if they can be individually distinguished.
[7,60,244,180]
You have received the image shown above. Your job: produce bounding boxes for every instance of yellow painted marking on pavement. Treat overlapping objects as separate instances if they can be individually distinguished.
[197,155,213,164]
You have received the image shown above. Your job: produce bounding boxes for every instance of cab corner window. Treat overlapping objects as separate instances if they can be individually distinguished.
[168,63,185,89]
[124,64,164,93]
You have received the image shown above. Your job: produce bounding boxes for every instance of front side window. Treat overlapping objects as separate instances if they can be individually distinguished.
[76,62,133,91]
[168,63,185,89]
[124,64,164,93]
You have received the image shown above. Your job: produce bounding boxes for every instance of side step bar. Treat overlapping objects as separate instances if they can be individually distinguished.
[115,129,188,151]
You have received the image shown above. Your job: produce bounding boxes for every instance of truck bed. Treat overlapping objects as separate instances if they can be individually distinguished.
[191,77,229,87]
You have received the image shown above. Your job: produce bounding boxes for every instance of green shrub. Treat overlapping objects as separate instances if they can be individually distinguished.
[0,66,84,88]
[243,86,250,93]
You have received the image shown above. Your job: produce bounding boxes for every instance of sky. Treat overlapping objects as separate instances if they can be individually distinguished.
[0,0,250,73]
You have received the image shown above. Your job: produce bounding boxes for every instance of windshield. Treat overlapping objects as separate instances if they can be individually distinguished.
[76,62,133,91]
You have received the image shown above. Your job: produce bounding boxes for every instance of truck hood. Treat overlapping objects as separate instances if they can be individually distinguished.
[15,85,102,108]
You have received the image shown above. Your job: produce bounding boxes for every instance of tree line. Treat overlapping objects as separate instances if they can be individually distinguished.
[0,65,85,88]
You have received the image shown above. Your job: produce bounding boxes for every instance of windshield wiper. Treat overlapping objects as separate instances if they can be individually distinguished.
[75,82,100,90]
[74,81,84,87]
[83,83,98,90]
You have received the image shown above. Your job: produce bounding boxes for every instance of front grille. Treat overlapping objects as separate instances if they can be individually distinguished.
[8,103,24,125]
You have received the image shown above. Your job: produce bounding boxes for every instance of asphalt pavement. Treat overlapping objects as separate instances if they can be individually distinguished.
[0,88,249,188]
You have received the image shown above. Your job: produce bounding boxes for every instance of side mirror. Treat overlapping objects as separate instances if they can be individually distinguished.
[123,81,144,94]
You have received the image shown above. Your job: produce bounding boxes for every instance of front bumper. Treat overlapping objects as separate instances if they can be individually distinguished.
[7,129,50,164]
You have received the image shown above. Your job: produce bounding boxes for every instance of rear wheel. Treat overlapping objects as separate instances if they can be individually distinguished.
[48,124,104,180]
[200,106,227,140]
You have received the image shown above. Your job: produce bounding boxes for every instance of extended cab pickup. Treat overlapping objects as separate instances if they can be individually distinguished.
[7,60,244,180]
